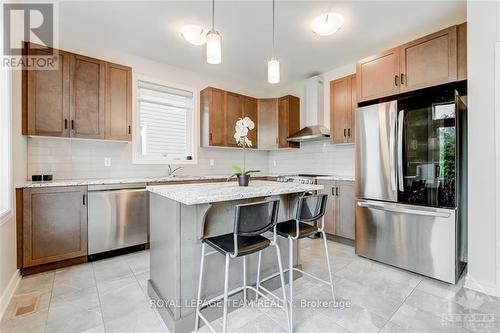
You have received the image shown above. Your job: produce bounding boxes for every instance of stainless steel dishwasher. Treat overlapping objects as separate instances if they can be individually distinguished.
[88,183,148,255]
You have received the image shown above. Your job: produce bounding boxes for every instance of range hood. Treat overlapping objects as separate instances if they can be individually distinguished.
[287,76,330,143]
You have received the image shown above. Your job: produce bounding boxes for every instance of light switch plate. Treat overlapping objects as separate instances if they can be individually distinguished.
[104,157,111,167]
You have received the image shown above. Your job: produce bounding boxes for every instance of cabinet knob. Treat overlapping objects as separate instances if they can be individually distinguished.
[400,73,405,85]
[394,75,399,86]
[128,125,131,135]
[336,187,339,196]
[343,129,346,137]
[71,120,75,130]
[348,128,351,137]
[64,119,68,130]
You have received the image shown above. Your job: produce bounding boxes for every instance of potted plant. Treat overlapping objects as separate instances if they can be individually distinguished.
[228,117,260,186]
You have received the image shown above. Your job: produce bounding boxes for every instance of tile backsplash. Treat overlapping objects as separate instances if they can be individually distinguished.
[27,137,270,180]
[26,138,355,180]
[268,141,355,176]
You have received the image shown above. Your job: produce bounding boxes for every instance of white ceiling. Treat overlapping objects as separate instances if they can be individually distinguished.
[58,1,466,95]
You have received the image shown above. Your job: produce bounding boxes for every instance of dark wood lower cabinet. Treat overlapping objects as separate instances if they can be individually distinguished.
[21,186,88,269]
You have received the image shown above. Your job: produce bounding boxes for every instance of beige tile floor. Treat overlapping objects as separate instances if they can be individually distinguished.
[1,238,499,333]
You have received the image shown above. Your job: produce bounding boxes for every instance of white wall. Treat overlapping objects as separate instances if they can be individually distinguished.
[465,0,500,297]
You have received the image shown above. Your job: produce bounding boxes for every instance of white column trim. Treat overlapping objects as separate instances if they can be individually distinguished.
[0,269,20,320]
[495,42,500,297]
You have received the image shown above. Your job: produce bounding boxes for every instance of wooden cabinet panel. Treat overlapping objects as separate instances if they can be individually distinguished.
[317,181,335,234]
[203,88,225,146]
[278,95,300,148]
[457,22,467,81]
[335,181,355,240]
[400,26,457,92]
[224,92,242,147]
[105,62,132,141]
[23,186,87,267]
[330,74,356,144]
[257,99,279,150]
[357,47,400,102]
[70,55,105,139]
[24,44,70,137]
[242,96,258,148]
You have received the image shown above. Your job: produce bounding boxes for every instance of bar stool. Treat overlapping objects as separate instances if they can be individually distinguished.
[274,194,334,331]
[194,200,290,333]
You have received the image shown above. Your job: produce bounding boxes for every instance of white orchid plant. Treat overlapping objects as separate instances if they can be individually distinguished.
[228,117,260,178]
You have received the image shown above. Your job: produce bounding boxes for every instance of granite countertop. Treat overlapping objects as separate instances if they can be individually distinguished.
[147,180,323,205]
[16,174,280,189]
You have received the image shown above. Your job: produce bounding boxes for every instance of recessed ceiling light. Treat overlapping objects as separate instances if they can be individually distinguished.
[311,12,344,36]
[180,25,207,45]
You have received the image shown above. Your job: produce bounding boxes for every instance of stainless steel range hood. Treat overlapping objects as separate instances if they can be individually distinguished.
[287,125,330,142]
[287,76,330,143]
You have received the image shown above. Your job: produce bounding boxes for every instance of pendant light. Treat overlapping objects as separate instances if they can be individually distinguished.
[206,0,221,64]
[267,0,280,84]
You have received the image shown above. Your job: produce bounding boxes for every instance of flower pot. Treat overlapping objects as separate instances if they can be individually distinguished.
[237,175,250,186]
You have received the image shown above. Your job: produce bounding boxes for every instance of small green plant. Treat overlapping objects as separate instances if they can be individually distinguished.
[227,117,260,180]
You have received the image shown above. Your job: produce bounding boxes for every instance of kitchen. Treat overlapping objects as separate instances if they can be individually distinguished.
[0,1,499,333]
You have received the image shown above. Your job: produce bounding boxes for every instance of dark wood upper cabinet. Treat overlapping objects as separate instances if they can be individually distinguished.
[400,26,457,92]
[105,62,132,141]
[257,98,279,150]
[23,43,132,141]
[278,95,300,148]
[70,55,105,139]
[357,23,466,102]
[242,96,258,148]
[357,47,400,103]
[22,186,87,268]
[23,44,71,137]
[224,91,242,147]
[331,74,356,144]
[200,87,225,146]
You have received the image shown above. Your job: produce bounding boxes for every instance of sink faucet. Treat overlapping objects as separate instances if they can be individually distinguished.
[167,164,183,176]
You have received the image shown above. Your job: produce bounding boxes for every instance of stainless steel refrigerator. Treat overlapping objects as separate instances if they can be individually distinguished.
[355,86,467,284]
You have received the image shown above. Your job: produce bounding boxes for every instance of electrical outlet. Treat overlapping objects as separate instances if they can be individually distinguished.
[322,143,328,152]
[209,159,215,167]
[104,157,111,167]
[273,160,277,167]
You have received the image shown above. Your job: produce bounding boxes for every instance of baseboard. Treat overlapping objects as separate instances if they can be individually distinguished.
[0,269,20,320]
[464,274,500,297]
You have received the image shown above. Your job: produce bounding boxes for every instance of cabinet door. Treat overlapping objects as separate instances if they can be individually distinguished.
[70,55,105,139]
[24,44,70,137]
[335,181,355,240]
[399,26,457,93]
[225,92,242,147]
[278,95,300,148]
[23,186,87,267]
[208,88,226,146]
[357,47,400,102]
[317,181,336,235]
[347,75,357,143]
[242,96,258,148]
[330,77,349,144]
[257,99,279,149]
[105,62,132,141]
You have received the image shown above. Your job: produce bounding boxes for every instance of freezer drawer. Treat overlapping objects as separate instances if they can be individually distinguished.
[355,199,460,283]
[88,185,148,255]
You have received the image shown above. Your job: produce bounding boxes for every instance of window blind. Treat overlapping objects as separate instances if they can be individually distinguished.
[137,80,193,159]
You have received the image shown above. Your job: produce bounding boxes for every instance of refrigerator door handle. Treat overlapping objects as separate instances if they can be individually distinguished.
[389,107,397,192]
[357,201,451,218]
[397,110,405,192]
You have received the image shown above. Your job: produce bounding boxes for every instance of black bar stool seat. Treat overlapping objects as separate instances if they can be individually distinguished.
[203,234,271,257]
[276,219,318,239]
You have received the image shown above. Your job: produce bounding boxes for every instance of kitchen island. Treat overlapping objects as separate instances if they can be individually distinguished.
[147,180,322,333]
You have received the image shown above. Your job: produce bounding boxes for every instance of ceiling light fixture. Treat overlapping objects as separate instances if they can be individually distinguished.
[180,25,207,45]
[206,0,221,64]
[311,12,344,36]
[267,0,279,84]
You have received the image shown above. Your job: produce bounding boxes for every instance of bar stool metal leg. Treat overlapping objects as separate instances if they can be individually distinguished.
[195,243,206,332]
[243,256,247,303]
[273,242,291,333]
[222,253,230,333]
[321,230,335,301]
[255,251,262,300]
[288,237,294,331]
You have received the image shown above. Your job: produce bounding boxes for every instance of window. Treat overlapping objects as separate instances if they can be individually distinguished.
[134,78,196,164]
[0,67,12,220]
